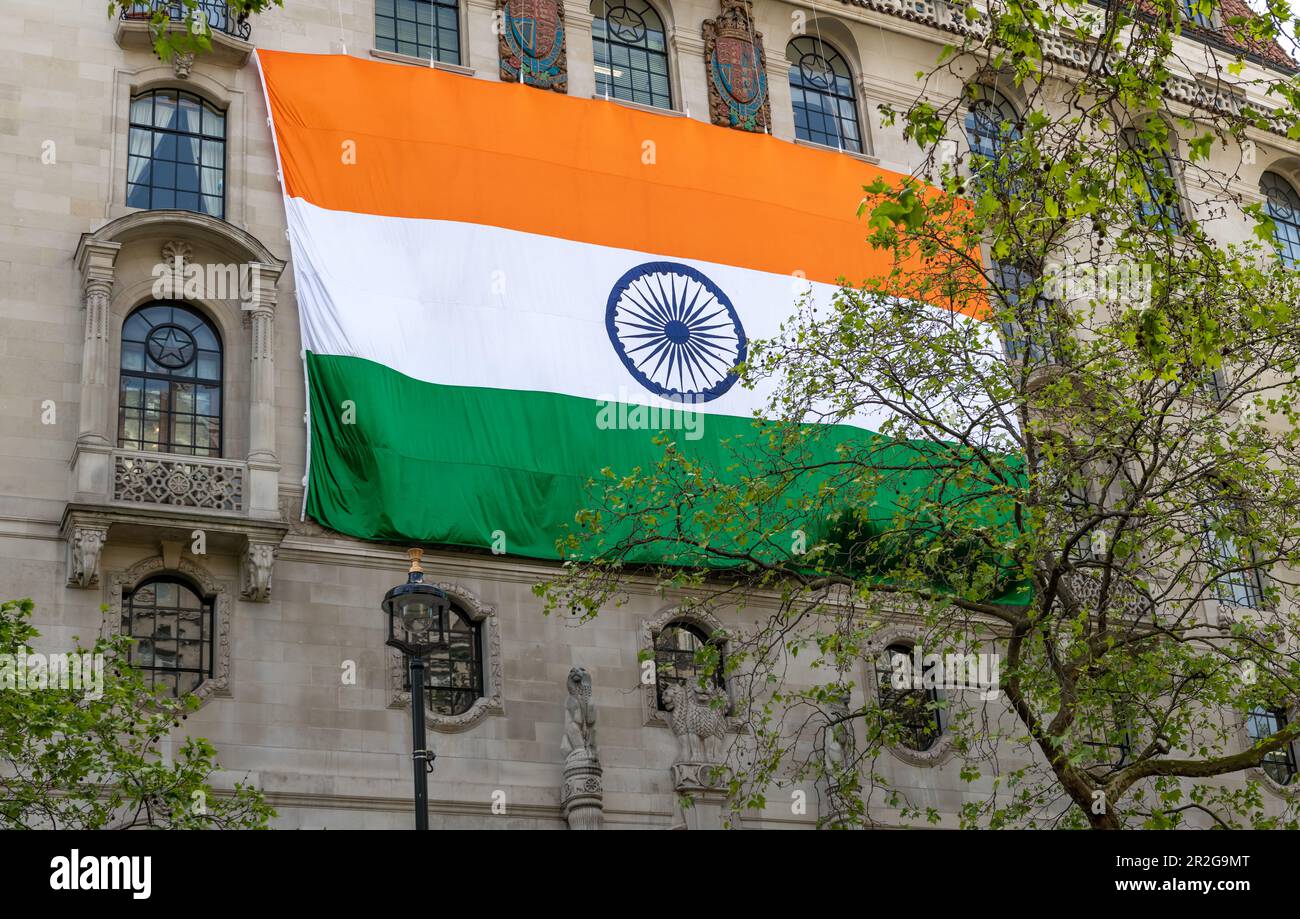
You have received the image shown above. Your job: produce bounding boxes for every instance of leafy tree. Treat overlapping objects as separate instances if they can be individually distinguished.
[0,598,273,829]
[108,0,283,60]
[540,0,1300,828]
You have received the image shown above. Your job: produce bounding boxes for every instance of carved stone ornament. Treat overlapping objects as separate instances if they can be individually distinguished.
[278,493,334,537]
[172,50,195,79]
[159,239,193,267]
[671,760,732,794]
[240,540,276,602]
[67,524,110,589]
[560,667,604,829]
[114,452,245,513]
[702,0,771,132]
[498,0,568,92]
[662,681,728,765]
[387,583,504,732]
[106,555,232,706]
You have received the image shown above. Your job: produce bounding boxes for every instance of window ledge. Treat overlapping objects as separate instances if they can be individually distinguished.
[590,94,687,117]
[369,48,474,76]
[794,137,879,164]
[115,19,253,69]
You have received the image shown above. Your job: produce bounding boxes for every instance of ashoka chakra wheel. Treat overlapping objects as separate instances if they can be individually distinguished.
[605,261,747,402]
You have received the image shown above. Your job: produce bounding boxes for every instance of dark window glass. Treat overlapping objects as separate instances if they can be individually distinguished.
[117,302,223,457]
[122,576,214,698]
[1246,707,1297,786]
[654,622,725,711]
[1203,514,1265,608]
[786,36,860,152]
[591,0,672,109]
[1123,125,1183,233]
[128,89,225,219]
[992,261,1056,365]
[1261,171,1300,268]
[1183,0,1214,28]
[876,643,943,751]
[402,602,484,716]
[376,0,460,65]
[964,86,1019,165]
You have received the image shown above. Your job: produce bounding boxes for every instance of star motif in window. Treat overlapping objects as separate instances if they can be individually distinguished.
[147,327,195,369]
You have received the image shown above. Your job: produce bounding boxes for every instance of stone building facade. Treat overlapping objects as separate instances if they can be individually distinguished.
[1,0,1298,828]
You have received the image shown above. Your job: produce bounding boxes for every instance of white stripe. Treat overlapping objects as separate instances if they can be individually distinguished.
[286,197,991,431]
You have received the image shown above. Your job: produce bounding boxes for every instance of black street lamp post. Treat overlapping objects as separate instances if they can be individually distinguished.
[382,548,450,831]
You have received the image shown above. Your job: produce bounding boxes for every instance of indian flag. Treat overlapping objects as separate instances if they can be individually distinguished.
[256,50,985,562]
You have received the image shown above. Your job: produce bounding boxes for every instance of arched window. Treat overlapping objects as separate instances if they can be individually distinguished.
[591,0,672,110]
[786,35,861,152]
[375,0,460,64]
[405,601,484,716]
[875,643,944,751]
[1261,171,1300,267]
[964,86,1019,161]
[118,302,223,457]
[654,621,726,711]
[122,576,214,698]
[1247,706,1297,786]
[127,89,225,219]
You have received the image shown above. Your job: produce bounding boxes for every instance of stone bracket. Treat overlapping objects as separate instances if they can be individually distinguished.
[240,537,278,602]
[63,521,110,589]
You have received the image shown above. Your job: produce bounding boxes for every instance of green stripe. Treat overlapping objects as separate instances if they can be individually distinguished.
[305,353,955,565]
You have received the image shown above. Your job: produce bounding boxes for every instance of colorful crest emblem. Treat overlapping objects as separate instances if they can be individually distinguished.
[499,0,568,92]
[712,35,765,106]
[702,0,771,132]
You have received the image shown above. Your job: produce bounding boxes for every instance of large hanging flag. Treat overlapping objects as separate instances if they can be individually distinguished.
[256,50,988,561]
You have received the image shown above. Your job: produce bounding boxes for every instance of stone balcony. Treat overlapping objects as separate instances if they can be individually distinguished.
[113,449,247,513]
[115,1,254,76]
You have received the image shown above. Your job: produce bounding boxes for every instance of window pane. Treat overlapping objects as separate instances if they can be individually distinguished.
[128,90,224,218]
[118,303,224,457]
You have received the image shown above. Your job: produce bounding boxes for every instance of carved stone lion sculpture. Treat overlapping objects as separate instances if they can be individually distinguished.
[562,666,597,762]
[661,682,728,764]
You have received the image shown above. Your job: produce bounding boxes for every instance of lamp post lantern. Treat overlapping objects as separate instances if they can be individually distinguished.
[382,547,450,830]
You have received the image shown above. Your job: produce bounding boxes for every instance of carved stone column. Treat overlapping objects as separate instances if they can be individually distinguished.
[670,29,708,120]
[72,240,122,504]
[765,52,795,141]
[243,263,280,521]
[561,750,604,829]
[671,762,733,830]
[563,0,595,100]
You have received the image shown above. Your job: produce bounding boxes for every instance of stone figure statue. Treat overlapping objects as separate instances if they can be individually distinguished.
[824,697,855,778]
[562,666,597,761]
[660,681,728,764]
[560,666,603,829]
